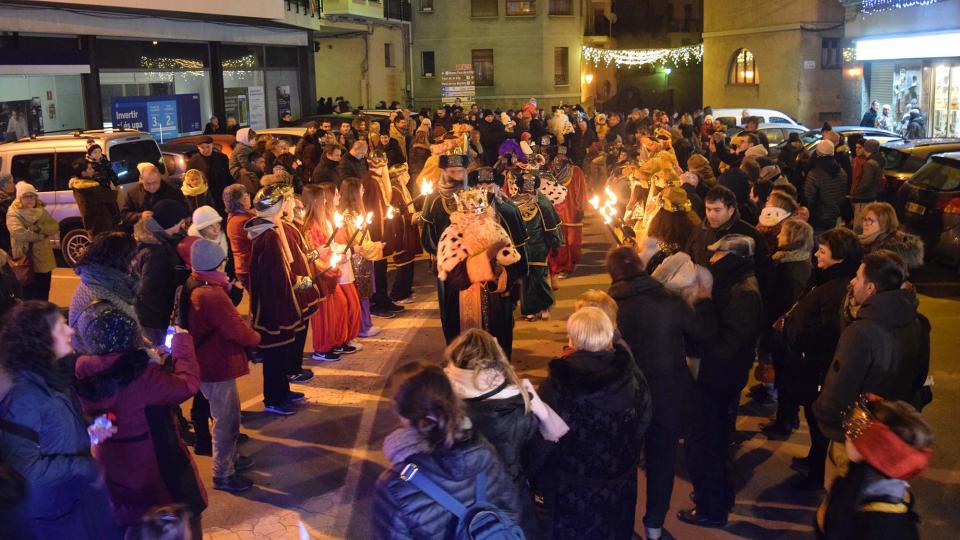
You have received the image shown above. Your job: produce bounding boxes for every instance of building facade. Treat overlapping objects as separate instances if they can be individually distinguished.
[702,0,845,127]
[410,0,586,110]
[841,0,960,137]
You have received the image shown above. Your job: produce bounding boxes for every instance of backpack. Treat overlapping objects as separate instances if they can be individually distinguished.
[400,463,525,540]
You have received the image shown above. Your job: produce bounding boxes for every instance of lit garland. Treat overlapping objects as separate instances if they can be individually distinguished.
[582,44,703,69]
[860,0,943,14]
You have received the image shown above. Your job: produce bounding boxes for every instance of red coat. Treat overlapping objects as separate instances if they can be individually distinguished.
[226,211,254,278]
[549,165,587,274]
[74,334,206,526]
[188,279,260,382]
[282,220,324,320]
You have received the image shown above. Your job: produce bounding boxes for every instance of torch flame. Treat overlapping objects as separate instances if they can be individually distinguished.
[589,195,601,210]
[353,214,365,228]
[604,186,618,205]
[333,212,344,228]
[365,211,374,225]
[421,178,434,196]
[329,252,342,268]
[386,206,396,220]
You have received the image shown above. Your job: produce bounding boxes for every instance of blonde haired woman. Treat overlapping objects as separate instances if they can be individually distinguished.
[444,328,567,538]
[180,169,213,213]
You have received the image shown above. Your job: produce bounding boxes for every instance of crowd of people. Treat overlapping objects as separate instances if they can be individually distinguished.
[0,99,939,540]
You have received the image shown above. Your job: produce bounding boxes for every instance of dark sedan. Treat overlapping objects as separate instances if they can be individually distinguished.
[896,152,960,263]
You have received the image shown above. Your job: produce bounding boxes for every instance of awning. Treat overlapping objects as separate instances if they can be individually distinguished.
[0,49,91,75]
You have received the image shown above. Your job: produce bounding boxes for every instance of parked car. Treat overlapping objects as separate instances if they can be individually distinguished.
[0,129,165,266]
[166,134,236,159]
[160,143,202,186]
[728,123,808,157]
[256,127,308,151]
[780,126,903,155]
[895,152,960,262]
[879,138,960,201]
[711,108,802,127]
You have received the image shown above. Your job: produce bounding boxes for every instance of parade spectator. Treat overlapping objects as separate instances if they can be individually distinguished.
[74,307,206,538]
[805,140,848,234]
[687,153,717,188]
[120,163,186,230]
[373,363,522,539]
[876,104,895,132]
[338,140,368,180]
[203,115,222,135]
[0,301,120,540]
[607,246,713,539]
[236,151,265,197]
[223,185,255,290]
[180,169,214,214]
[68,232,140,355]
[407,128,432,182]
[850,140,884,229]
[70,152,119,237]
[6,181,58,300]
[538,306,652,540]
[686,185,769,282]
[184,239,260,492]
[229,128,257,178]
[783,227,863,490]
[0,174,15,253]
[860,100,879,128]
[187,136,234,216]
[312,144,343,186]
[187,205,230,276]
[0,249,19,319]
[296,122,324,184]
[755,190,800,255]
[131,199,191,346]
[859,202,925,270]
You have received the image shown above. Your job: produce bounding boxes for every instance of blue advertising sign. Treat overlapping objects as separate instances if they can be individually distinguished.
[111,94,202,140]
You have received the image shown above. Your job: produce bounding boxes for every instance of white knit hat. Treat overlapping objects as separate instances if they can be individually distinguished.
[651,252,698,291]
[816,139,835,156]
[15,181,38,200]
[190,205,222,233]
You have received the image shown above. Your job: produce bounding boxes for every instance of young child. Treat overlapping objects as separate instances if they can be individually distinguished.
[817,394,933,540]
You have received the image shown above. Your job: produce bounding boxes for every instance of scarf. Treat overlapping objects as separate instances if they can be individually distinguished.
[192,269,230,288]
[76,263,139,323]
[859,229,889,247]
[772,248,811,263]
[443,364,520,400]
[181,181,208,197]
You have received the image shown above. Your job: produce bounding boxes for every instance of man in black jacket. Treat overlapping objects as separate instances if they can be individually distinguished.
[311,144,342,185]
[120,163,187,231]
[813,251,930,461]
[804,139,848,234]
[186,136,233,216]
[686,185,769,287]
[680,234,762,528]
[337,140,367,181]
[607,246,716,539]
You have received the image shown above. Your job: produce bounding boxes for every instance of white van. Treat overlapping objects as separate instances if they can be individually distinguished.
[0,129,165,266]
[710,108,801,127]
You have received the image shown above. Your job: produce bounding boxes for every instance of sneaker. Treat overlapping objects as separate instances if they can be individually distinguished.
[311,351,342,362]
[370,308,397,319]
[347,340,364,351]
[213,474,253,493]
[359,325,382,337]
[235,455,254,471]
[288,369,315,383]
[263,402,297,416]
[557,272,569,279]
[286,391,306,403]
[645,526,663,540]
[382,302,405,313]
[394,294,416,304]
[522,314,538,322]
[333,344,358,355]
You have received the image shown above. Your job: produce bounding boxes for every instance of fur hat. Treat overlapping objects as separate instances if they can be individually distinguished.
[191,238,227,272]
[15,181,38,200]
[651,252,697,291]
[759,206,791,227]
[759,165,782,182]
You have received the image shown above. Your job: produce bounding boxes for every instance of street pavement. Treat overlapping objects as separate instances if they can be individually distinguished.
[46,216,960,540]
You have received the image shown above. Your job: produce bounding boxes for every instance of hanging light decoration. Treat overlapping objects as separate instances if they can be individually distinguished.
[582,44,703,70]
[860,0,943,14]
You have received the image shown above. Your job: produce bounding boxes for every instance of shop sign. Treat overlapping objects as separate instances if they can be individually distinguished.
[441,66,475,105]
[111,93,202,141]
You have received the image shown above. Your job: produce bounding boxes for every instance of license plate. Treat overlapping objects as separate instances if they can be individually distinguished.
[905,202,926,215]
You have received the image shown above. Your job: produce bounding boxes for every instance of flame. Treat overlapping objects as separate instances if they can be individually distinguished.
[386,206,396,220]
[333,212,344,228]
[604,186,618,205]
[353,214,365,228]
[589,195,601,210]
[365,211,374,225]
[603,213,612,225]
[329,252,342,268]
[421,178,434,196]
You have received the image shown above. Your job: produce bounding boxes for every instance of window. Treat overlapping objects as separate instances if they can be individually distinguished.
[549,0,572,15]
[385,43,395,68]
[507,0,535,16]
[471,0,497,17]
[728,48,758,85]
[421,51,436,77]
[10,153,54,193]
[472,49,494,86]
[554,47,569,85]
[420,0,434,11]
[55,152,86,191]
[108,140,165,184]
[821,37,842,70]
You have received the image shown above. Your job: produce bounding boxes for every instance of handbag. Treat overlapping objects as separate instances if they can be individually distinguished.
[10,246,34,287]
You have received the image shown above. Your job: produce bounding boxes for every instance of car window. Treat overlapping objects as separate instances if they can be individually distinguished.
[768,117,792,124]
[911,159,960,191]
[108,140,164,185]
[901,155,928,174]
[10,153,55,192]
[765,128,785,145]
[55,151,86,191]
[881,148,908,170]
[800,131,822,145]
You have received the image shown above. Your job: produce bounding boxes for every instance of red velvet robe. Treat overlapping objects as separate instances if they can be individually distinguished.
[548,165,587,274]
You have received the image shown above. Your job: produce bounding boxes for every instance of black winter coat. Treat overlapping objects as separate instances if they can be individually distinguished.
[186,152,232,215]
[337,153,367,181]
[700,255,762,395]
[804,155,848,232]
[609,272,716,427]
[373,434,521,540]
[685,214,770,288]
[311,156,341,185]
[765,255,812,326]
[817,462,919,540]
[119,181,187,231]
[537,344,653,540]
[813,288,930,441]
[132,236,189,329]
[718,167,752,213]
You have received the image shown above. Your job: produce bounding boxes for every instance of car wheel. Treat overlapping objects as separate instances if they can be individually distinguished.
[61,228,91,267]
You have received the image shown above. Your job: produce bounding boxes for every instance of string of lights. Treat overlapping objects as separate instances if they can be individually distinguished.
[582,44,703,70]
[860,0,943,14]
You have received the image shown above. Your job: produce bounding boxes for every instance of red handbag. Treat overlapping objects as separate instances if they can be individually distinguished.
[10,247,34,287]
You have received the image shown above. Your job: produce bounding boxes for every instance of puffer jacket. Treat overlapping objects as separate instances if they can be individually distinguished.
[804,155,849,231]
[74,334,206,525]
[131,222,189,329]
[187,274,260,382]
[68,262,141,354]
[373,431,521,540]
[813,288,930,441]
[5,200,59,273]
[0,370,120,540]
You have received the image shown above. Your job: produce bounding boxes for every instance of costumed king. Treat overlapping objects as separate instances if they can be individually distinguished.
[546,146,587,280]
[512,169,564,322]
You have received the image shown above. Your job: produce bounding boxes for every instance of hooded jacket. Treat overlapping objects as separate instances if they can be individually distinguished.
[813,288,930,441]
[119,180,186,231]
[804,155,849,231]
[68,262,140,354]
[186,151,232,215]
[74,334,206,525]
[131,220,189,329]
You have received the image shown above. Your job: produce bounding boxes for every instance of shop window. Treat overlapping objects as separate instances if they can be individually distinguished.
[385,43,395,68]
[507,0,536,16]
[549,0,572,15]
[554,47,569,86]
[10,153,54,193]
[472,49,494,86]
[471,0,497,17]
[422,51,436,77]
[728,48,758,85]
[421,0,434,11]
[821,38,842,70]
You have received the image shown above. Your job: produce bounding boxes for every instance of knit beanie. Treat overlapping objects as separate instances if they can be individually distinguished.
[816,139,836,156]
[151,199,190,229]
[191,238,227,272]
[191,205,221,232]
[80,306,142,355]
[15,181,38,200]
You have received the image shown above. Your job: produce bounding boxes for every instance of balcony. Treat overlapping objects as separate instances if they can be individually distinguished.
[285,0,323,18]
[321,0,385,21]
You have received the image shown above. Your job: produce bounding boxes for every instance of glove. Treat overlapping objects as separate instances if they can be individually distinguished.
[294,276,314,291]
